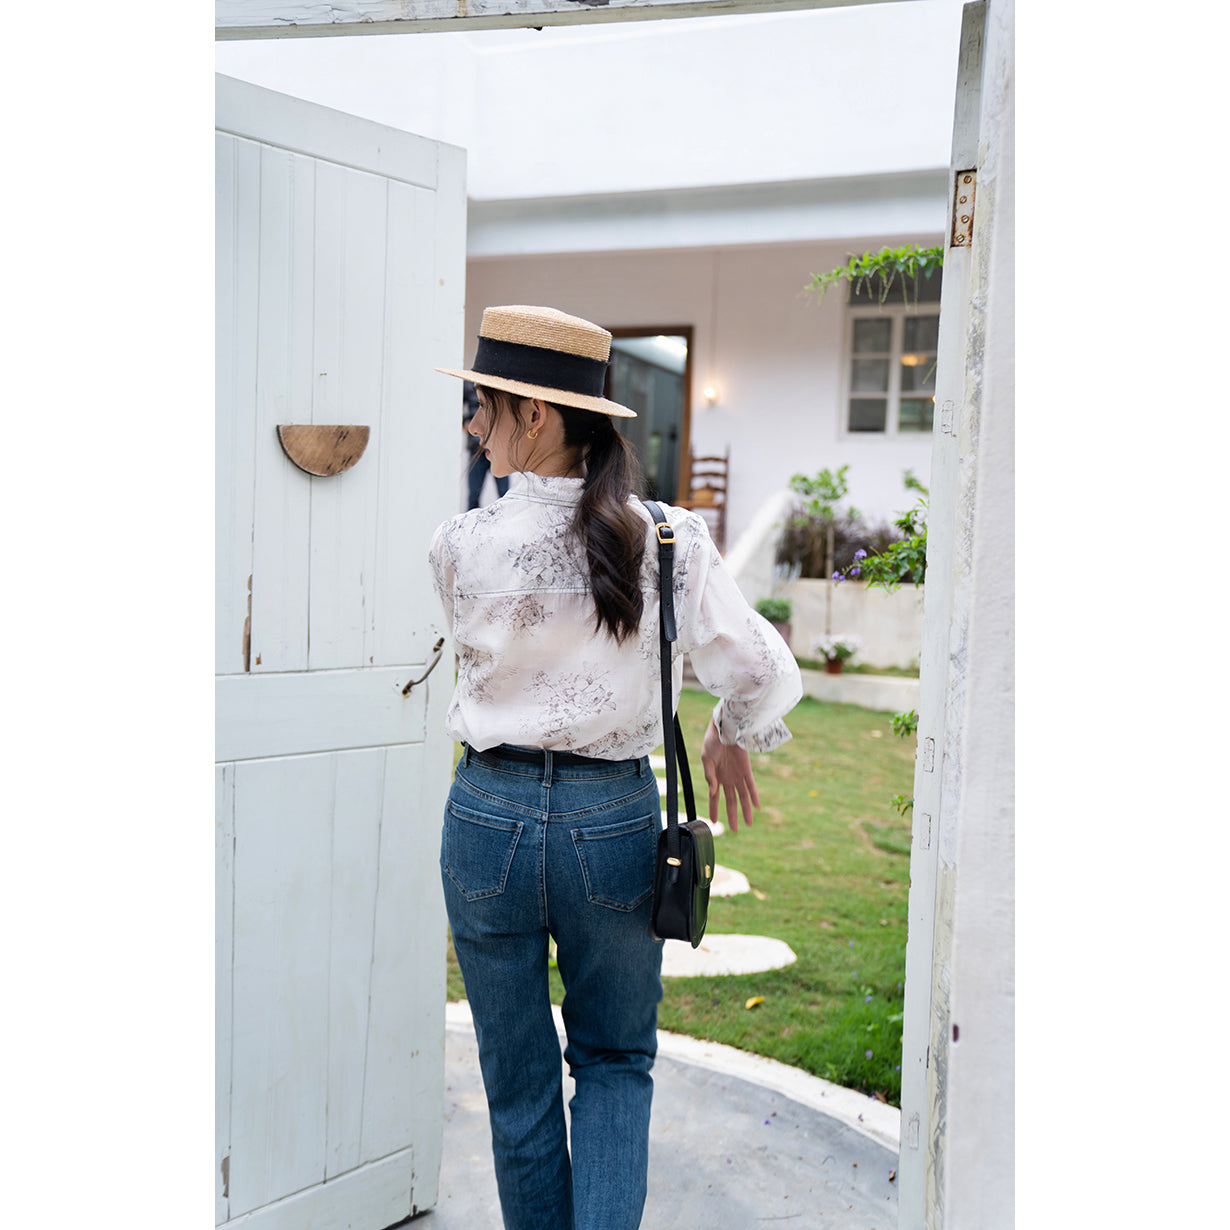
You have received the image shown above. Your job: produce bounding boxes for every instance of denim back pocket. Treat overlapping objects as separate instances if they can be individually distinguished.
[443,802,523,902]
[571,813,657,911]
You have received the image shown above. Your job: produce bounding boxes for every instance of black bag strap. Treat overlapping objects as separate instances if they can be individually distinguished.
[641,499,697,861]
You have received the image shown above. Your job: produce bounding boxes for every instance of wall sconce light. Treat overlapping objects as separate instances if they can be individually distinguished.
[702,383,719,406]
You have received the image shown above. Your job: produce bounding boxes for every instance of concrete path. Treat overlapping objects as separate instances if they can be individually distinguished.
[409,1002,900,1230]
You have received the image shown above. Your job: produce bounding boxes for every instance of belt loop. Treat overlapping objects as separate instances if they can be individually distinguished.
[543,748,553,783]
[462,743,471,768]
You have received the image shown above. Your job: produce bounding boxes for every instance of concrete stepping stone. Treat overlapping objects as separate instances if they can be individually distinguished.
[660,933,797,978]
[710,865,750,898]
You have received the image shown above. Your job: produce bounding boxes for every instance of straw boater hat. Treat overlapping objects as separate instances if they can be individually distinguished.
[436,305,636,418]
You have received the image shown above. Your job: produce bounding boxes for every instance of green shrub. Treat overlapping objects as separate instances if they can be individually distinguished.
[777,467,923,582]
[776,511,903,580]
[755,598,792,624]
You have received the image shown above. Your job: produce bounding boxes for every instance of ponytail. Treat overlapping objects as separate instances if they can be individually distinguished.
[558,406,646,643]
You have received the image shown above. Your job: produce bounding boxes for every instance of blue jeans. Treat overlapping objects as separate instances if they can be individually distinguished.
[441,746,665,1230]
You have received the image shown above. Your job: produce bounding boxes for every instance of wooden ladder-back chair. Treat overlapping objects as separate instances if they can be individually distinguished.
[676,447,729,553]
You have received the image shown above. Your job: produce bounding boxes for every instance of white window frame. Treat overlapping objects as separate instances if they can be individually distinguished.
[840,301,941,439]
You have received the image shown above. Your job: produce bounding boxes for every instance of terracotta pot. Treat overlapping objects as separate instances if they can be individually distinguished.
[825,657,844,675]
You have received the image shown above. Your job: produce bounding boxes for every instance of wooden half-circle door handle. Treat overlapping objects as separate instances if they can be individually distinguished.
[277,425,370,477]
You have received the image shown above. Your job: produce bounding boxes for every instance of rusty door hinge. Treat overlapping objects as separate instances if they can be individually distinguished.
[951,169,977,247]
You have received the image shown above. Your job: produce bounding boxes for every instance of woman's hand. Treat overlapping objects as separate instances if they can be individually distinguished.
[701,718,761,834]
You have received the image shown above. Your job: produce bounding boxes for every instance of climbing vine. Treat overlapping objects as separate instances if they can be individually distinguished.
[806,243,944,309]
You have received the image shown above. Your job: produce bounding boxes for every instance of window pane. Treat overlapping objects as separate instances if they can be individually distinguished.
[900,355,936,392]
[852,318,891,353]
[849,398,887,432]
[903,314,940,351]
[899,398,934,432]
[851,358,889,392]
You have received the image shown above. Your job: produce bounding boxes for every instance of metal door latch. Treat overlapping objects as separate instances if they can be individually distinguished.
[402,637,446,696]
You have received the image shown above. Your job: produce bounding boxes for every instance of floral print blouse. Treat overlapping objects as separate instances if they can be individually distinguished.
[428,471,802,760]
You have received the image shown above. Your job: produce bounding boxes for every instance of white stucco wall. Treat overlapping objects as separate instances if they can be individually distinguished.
[214,4,966,200]
[464,235,939,545]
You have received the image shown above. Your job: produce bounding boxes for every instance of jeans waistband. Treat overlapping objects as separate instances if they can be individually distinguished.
[464,743,636,771]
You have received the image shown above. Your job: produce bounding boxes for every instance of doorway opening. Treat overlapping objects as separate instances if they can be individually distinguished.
[605,327,692,503]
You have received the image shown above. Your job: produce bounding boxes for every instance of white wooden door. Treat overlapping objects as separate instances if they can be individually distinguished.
[215,74,465,1230]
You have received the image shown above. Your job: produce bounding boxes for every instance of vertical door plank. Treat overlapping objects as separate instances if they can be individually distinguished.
[360,743,446,1177]
[418,143,469,659]
[405,671,459,1207]
[286,151,318,438]
[310,157,345,436]
[216,763,236,1225]
[371,181,440,669]
[229,754,334,1217]
[431,143,469,373]
[308,164,387,671]
[325,747,385,1180]
[341,166,388,674]
[305,157,348,670]
[216,134,259,677]
[250,144,312,674]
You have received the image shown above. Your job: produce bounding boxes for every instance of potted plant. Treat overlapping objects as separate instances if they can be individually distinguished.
[755,597,792,648]
[813,633,862,675]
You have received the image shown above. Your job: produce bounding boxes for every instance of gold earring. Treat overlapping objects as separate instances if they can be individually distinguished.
[527,429,539,440]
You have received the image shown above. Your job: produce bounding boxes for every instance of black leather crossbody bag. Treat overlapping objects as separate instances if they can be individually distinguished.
[641,499,714,948]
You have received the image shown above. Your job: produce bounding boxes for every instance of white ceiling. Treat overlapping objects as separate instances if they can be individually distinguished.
[215,2,966,202]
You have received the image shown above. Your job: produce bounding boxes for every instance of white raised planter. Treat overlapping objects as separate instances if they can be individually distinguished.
[777,578,924,671]
[797,667,919,715]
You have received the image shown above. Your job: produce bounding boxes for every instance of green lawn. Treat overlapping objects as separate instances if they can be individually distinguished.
[445,686,916,1106]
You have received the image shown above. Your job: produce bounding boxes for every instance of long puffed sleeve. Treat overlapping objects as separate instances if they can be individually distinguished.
[673,518,803,751]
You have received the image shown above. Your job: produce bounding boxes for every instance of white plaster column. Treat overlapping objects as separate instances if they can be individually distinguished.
[896,0,1014,1226]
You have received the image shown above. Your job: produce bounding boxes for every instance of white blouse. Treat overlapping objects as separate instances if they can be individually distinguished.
[428,471,802,760]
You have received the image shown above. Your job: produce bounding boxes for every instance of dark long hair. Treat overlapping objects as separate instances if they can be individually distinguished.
[559,404,646,642]
[477,387,646,642]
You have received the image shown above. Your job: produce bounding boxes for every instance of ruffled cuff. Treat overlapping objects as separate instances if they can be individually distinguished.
[711,699,794,752]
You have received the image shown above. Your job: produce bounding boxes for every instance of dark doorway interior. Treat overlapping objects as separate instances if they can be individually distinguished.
[605,327,692,503]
